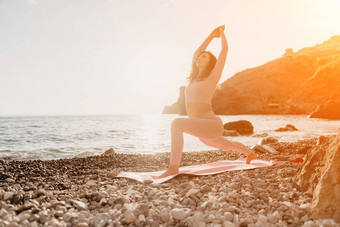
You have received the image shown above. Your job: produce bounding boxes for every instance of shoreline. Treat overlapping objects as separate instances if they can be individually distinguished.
[1,136,339,226]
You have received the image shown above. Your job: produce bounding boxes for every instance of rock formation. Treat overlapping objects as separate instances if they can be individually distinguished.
[163,35,340,116]
[162,86,186,115]
[308,99,340,120]
[212,35,340,115]
[294,132,340,221]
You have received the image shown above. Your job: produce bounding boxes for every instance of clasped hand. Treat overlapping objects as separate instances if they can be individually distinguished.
[211,25,225,38]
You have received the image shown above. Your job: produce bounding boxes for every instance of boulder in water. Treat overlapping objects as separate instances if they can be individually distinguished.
[274,124,298,132]
[103,148,115,155]
[223,120,254,135]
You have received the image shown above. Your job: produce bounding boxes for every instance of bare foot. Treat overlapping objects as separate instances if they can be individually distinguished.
[245,152,257,164]
[154,168,179,179]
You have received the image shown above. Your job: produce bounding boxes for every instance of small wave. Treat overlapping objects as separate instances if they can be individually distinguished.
[0,149,11,153]
[109,129,118,133]
[4,139,18,142]
[49,137,67,142]
[63,146,76,151]
[73,151,97,158]
[30,125,41,128]
[0,151,43,161]
[47,148,64,153]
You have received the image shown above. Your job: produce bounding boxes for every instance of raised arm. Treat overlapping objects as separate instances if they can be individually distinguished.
[191,25,224,66]
[209,27,228,83]
[191,33,214,66]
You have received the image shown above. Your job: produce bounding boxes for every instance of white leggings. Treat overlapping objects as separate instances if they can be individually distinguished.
[170,110,253,166]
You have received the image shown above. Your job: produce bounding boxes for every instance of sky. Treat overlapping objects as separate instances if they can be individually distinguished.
[0,0,339,115]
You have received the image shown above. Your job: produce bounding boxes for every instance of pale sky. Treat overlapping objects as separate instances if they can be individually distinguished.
[0,0,339,115]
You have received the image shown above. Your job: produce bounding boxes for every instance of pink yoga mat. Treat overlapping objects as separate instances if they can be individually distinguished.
[114,158,280,184]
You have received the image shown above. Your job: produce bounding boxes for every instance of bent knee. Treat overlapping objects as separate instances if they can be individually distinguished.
[171,118,183,129]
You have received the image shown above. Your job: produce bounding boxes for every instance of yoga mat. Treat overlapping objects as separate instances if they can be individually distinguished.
[113,158,280,184]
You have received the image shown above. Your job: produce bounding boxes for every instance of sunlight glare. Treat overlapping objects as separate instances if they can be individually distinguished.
[139,113,165,152]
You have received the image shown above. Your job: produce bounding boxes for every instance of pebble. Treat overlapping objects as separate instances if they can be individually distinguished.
[302,220,317,227]
[223,221,237,227]
[36,188,46,197]
[138,203,149,216]
[186,188,200,197]
[123,210,136,224]
[138,214,146,222]
[71,200,88,211]
[93,213,110,227]
[16,212,31,223]
[55,210,64,217]
[224,212,234,222]
[240,217,254,226]
[75,223,89,227]
[187,211,205,227]
[300,203,311,209]
[268,210,281,223]
[120,195,130,204]
[99,198,107,206]
[201,185,212,193]
[85,180,97,186]
[98,190,108,199]
[50,200,66,208]
[107,171,119,178]
[143,179,153,184]
[62,211,78,223]
[38,210,49,224]
[207,214,215,222]
[3,192,14,201]
[160,211,170,222]
[5,178,15,183]
[255,215,268,226]
[171,208,189,221]
[49,218,64,227]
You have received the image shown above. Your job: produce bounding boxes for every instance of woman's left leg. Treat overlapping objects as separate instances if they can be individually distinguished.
[199,137,257,164]
[154,111,223,179]
[199,136,252,156]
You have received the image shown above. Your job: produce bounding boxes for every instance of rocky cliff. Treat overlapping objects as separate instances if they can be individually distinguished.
[163,35,340,117]
[294,132,340,220]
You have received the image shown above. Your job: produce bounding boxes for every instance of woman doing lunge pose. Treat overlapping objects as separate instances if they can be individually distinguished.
[156,25,257,179]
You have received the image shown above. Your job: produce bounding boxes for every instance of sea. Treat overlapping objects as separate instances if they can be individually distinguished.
[0,114,339,161]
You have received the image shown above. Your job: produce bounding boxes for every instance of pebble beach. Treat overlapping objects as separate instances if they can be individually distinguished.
[1,136,339,227]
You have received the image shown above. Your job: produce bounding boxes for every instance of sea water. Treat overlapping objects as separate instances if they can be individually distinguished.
[0,114,339,161]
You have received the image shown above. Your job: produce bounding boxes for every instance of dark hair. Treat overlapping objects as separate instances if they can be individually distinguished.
[186,51,217,84]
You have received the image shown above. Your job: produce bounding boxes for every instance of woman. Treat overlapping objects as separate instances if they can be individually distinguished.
[156,25,257,179]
